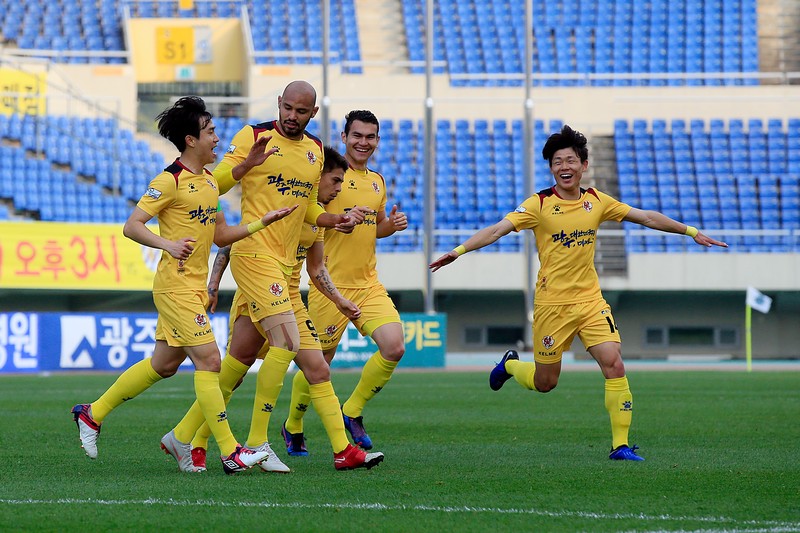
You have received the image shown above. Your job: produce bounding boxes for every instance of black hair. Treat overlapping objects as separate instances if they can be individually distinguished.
[541,124,589,165]
[323,146,348,173]
[156,96,212,152]
[343,109,379,136]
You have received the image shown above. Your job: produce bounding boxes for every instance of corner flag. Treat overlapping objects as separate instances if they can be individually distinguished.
[746,286,772,314]
[744,287,772,372]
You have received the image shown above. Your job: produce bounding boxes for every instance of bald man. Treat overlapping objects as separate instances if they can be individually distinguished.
[166,81,367,473]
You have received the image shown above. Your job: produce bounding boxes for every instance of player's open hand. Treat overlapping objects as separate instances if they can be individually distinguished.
[261,204,298,225]
[429,250,459,272]
[694,231,728,248]
[244,135,279,169]
[167,237,195,260]
[336,298,362,321]
[388,204,408,231]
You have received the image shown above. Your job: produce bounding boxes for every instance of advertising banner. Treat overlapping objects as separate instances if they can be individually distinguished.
[0,221,156,290]
[0,312,446,373]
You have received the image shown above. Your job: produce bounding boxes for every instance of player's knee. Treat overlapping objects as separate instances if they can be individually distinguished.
[381,339,405,361]
[303,363,331,384]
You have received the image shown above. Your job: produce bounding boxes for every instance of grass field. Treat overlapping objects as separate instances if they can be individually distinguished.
[1,369,799,532]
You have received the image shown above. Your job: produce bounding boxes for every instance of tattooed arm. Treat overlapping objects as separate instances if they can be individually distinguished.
[306,241,361,320]
[207,245,231,313]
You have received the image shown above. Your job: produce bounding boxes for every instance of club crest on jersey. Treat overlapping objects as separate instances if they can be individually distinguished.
[325,325,337,337]
[372,181,381,194]
[226,144,236,154]
[583,200,593,212]
[145,187,162,200]
[542,335,555,349]
[269,282,284,297]
[195,314,208,328]
[306,151,317,164]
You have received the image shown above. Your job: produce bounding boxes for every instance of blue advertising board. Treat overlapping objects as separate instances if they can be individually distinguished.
[0,311,446,373]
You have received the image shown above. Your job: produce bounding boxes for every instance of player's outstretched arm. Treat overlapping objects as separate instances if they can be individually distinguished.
[429,218,515,271]
[207,245,231,313]
[306,241,362,320]
[377,204,408,238]
[123,206,195,260]
[624,207,728,248]
[213,204,298,248]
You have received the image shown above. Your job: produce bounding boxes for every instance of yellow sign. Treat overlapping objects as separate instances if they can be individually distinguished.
[0,222,158,290]
[156,26,195,64]
[0,68,47,116]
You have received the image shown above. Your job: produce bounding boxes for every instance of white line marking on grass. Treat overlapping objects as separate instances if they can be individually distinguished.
[1,498,799,531]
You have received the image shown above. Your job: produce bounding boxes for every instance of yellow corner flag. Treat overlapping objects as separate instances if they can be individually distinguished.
[745,287,772,372]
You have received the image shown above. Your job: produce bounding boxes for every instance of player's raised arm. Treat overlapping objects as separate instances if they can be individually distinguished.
[623,207,728,248]
[429,218,515,272]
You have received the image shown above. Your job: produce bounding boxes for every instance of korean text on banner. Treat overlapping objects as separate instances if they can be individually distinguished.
[0,221,157,290]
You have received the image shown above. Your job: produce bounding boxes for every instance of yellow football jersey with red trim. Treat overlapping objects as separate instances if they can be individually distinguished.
[505,187,631,305]
[222,121,324,270]
[320,166,387,288]
[136,159,219,293]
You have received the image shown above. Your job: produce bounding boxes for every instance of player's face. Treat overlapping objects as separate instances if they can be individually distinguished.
[550,147,587,199]
[193,117,219,166]
[318,168,345,204]
[342,120,379,167]
[277,95,318,139]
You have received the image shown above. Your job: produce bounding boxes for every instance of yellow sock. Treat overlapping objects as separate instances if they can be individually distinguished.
[91,359,162,422]
[246,346,296,448]
[342,351,398,418]
[506,359,537,390]
[194,371,238,456]
[187,356,250,449]
[605,376,633,449]
[285,370,311,434]
[310,381,348,453]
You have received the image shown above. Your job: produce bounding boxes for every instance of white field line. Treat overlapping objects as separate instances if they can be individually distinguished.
[1,498,799,531]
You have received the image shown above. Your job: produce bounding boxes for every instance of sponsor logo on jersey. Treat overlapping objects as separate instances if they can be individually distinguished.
[514,205,527,213]
[269,282,284,297]
[226,144,236,154]
[145,187,162,200]
[307,150,317,164]
[195,314,208,328]
[551,205,563,215]
[542,335,555,349]
[205,178,217,190]
[188,182,197,193]
[583,200,593,212]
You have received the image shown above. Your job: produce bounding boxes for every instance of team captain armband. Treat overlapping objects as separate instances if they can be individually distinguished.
[247,220,266,234]
[684,225,699,238]
[453,244,467,256]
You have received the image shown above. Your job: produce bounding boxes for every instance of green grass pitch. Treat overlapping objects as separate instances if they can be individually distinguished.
[1,369,798,532]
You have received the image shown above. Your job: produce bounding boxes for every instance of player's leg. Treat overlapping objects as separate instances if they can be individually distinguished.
[492,304,571,392]
[71,339,179,459]
[580,301,643,461]
[242,311,298,473]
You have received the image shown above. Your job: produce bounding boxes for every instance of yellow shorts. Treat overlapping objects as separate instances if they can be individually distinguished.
[532,299,620,364]
[228,287,321,359]
[230,255,293,322]
[308,283,400,350]
[153,290,215,347]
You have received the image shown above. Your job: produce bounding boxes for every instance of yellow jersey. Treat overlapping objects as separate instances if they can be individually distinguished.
[222,121,324,271]
[320,166,387,288]
[505,187,631,305]
[289,222,324,294]
[136,160,219,294]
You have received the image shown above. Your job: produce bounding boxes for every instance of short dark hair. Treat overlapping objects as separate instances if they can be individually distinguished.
[343,109,379,136]
[541,125,588,165]
[323,146,348,173]
[156,96,212,152]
